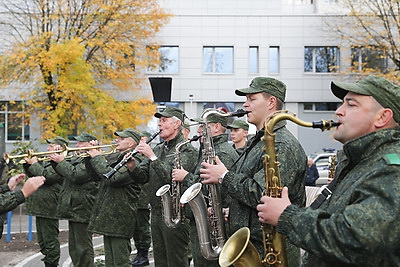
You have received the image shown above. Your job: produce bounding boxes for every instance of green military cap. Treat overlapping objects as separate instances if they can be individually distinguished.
[182,122,190,130]
[331,75,400,123]
[235,77,286,102]
[46,136,69,146]
[227,119,249,131]
[205,112,228,128]
[141,131,152,138]
[114,128,141,144]
[74,132,97,142]
[154,106,185,122]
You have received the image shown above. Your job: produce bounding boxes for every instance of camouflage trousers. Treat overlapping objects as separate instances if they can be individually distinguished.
[104,235,132,267]
[68,221,94,267]
[151,212,190,267]
[36,217,60,265]
[132,208,151,251]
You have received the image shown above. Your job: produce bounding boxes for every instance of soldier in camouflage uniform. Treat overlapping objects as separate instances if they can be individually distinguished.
[87,128,143,267]
[131,131,152,267]
[201,77,307,267]
[50,132,99,267]
[0,174,45,239]
[227,119,249,155]
[172,109,238,267]
[258,75,400,266]
[23,136,68,267]
[129,107,198,267]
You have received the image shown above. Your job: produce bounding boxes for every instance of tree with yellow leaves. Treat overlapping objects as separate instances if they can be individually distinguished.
[325,0,400,82]
[0,0,170,140]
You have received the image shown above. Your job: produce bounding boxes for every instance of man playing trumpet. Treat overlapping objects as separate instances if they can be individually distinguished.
[50,132,100,267]
[23,136,69,267]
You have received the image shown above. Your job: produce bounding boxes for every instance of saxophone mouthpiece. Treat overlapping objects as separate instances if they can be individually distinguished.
[229,109,249,118]
[312,120,341,131]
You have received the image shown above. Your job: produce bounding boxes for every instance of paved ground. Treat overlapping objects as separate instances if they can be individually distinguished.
[1,204,194,266]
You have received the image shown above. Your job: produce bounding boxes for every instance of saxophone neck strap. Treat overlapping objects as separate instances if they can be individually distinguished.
[309,178,338,209]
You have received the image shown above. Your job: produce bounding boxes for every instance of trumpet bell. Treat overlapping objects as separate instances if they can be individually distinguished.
[219,227,263,267]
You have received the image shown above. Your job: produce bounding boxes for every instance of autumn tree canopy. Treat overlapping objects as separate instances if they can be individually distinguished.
[0,0,170,140]
[325,0,400,81]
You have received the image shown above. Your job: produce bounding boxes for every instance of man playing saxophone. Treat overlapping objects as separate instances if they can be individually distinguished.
[172,109,238,266]
[200,77,307,266]
[257,75,400,266]
[128,107,198,267]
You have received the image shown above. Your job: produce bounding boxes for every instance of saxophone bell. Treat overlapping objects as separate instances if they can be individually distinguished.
[156,135,200,228]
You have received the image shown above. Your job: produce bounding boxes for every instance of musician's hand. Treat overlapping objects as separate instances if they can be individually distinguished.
[257,187,291,226]
[87,149,102,158]
[126,158,136,172]
[21,176,46,197]
[135,143,156,160]
[49,153,65,163]
[24,156,38,165]
[172,168,188,182]
[8,173,26,191]
[200,156,227,184]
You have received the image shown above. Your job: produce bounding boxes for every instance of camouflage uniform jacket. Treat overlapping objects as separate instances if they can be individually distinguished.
[55,157,99,223]
[221,121,307,254]
[181,133,238,218]
[23,161,63,219]
[232,142,247,155]
[88,150,141,238]
[0,185,25,238]
[135,153,151,210]
[131,132,198,212]
[182,133,238,190]
[277,127,400,267]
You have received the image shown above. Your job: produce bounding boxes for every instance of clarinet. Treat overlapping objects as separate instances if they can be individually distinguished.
[103,131,160,179]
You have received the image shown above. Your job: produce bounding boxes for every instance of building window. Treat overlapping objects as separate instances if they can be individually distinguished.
[147,46,179,73]
[0,101,30,141]
[304,46,339,73]
[351,46,387,73]
[303,102,341,111]
[249,46,259,73]
[203,46,234,73]
[269,46,280,73]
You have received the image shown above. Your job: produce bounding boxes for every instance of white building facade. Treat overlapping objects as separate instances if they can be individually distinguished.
[1,0,389,155]
[144,0,347,154]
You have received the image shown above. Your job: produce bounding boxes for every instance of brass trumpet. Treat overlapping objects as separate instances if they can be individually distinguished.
[5,144,116,164]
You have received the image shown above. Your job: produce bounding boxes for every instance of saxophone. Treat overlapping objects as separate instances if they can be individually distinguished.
[156,135,200,228]
[180,108,248,260]
[219,110,340,267]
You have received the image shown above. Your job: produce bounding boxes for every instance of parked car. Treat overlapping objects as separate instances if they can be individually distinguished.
[309,149,336,186]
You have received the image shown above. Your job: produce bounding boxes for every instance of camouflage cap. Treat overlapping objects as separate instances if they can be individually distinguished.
[331,75,400,123]
[141,131,152,138]
[115,128,141,144]
[235,77,286,102]
[182,122,190,130]
[205,113,228,128]
[227,119,249,131]
[46,136,69,146]
[74,132,97,142]
[154,106,185,122]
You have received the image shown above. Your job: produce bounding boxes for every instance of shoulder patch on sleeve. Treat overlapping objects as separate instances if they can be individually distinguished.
[383,153,400,165]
